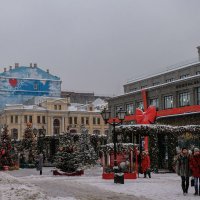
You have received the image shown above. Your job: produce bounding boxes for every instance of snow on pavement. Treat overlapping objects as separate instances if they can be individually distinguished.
[0,172,75,200]
[5,167,200,200]
[79,173,198,200]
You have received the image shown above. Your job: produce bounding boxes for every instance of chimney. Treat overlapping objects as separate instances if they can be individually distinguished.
[47,69,49,73]
[30,63,32,68]
[33,63,37,68]
[15,63,19,68]
[9,66,12,70]
[4,68,6,72]
[197,46,200,62]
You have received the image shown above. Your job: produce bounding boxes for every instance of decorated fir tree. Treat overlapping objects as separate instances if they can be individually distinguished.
[20,123,37,164]
[79,130,98,166]
[0,125,15,168]
[55,131,98,173]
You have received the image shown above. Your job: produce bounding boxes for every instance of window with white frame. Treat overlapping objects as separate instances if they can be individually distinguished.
[196,71,200,75]
[164,95,173,109]
[137,101,144,110]
[115,105,123,115]
[149,98,159,109]
[179,92,190,107]
[166,78,174,83]
[126,104,134,115]
[180,74,189,79]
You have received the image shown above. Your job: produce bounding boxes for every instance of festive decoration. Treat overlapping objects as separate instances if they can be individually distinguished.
[116,124,200,136]
[90,134,108,153]
[19,123,37,166]
[148,134,159,172]
[100,143,138,179]
[135,106,157,151]
[115,124,200,171]
[0,126,17,170]
[54,131,98,173]
[135,106,157,124]
[9,78,18,87]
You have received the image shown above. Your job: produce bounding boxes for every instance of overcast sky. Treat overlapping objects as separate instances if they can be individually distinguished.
[0,0,200,96]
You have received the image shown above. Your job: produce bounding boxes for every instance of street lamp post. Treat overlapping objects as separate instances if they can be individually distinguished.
[101,108,126,174]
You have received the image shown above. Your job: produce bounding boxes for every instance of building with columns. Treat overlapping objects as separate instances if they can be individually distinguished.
[0,97,108,140]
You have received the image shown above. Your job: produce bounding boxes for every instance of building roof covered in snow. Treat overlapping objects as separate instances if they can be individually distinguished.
[68,98,107,112]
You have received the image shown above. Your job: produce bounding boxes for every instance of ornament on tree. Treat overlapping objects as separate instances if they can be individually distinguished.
[0,125,17,169]
[19,123,37,165]
[54,132,98,173]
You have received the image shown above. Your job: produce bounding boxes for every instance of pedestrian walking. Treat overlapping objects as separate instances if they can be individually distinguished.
[190,147,200,196]
[176,147,191,196]
[141,151,151,178]
[36,153,43,175]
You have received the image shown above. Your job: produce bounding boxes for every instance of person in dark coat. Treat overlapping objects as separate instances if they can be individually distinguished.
[176,147,191,196]
[141,151,151,178]
[36,153,43,175]
[190,148,200,196]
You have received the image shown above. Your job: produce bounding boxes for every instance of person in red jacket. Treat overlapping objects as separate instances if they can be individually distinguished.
[141,151,151,178]
[190,147,200,196]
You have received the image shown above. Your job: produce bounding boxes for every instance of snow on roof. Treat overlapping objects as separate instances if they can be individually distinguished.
[111,73,200,99]
[92,98,106,107]
[68,99,107,112]
[126,60,200,85]
[4,104,46,111]
[25,96,67,105]
[115,124,200,135]
[68,105,79,111]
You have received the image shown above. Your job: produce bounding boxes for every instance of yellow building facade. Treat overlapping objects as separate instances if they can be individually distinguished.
[0,97,109,140]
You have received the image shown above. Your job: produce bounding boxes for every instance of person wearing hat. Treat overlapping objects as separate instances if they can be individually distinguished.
[176,147,191,196]
[190,147,200,196]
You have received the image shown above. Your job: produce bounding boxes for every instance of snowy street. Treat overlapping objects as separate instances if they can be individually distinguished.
[0,166,198,200]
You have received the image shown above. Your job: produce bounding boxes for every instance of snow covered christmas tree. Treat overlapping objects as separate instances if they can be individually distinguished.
[20,123,37,165]
[0,125,16,169]
[55,130,98,173]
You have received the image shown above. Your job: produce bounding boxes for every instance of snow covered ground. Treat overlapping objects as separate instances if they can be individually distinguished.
[0,172,75,200]
[3,167,199,200]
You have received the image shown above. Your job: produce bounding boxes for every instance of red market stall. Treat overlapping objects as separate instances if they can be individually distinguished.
[100,143,138,179]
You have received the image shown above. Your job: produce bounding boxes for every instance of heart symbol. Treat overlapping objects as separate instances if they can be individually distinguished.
[9,79,18,87]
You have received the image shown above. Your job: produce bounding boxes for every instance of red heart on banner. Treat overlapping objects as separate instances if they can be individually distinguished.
[9,79,18,87]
